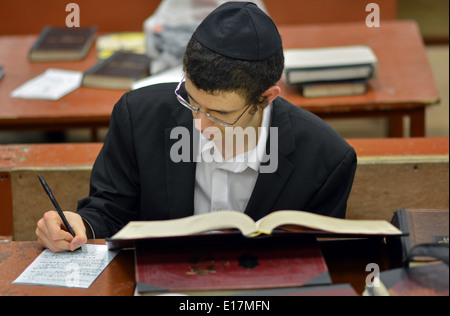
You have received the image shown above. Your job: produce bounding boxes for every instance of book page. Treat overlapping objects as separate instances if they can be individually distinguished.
[13,244,119,289]
[111,211,259,240]
[11,68,83,101]
[256,210,403,236]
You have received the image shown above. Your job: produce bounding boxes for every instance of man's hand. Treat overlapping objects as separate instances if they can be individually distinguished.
[36,211,87,253]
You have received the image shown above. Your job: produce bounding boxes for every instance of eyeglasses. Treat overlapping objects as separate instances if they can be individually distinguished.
[174,77,253,127]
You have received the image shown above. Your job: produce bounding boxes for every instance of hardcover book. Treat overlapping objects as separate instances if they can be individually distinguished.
[82,51,151,90]
[134,235,332,295]
[390,209,449,264]
[300,79,368,98]
[29,26,97,62]
[107,210,403,250]
[283,45,377,85]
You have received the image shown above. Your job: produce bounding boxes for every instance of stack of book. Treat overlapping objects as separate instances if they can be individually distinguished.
[106,210,402,296]
[283,45,378,98]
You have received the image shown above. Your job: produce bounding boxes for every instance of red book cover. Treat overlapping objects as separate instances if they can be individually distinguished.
[135,235,331,294]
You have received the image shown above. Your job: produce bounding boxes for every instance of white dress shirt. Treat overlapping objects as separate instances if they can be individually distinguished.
[194,104,272,215]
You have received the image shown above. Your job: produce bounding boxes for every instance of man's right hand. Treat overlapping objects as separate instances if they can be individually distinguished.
[36,211,87,253]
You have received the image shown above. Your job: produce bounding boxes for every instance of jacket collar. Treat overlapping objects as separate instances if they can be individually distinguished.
[164,94,297,221]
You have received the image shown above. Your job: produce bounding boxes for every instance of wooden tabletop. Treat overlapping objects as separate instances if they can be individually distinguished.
[0,35,124,130]
[0,240,135,296]
[0,238,390,296]
[279,20,440,111]
[0,21,440,137]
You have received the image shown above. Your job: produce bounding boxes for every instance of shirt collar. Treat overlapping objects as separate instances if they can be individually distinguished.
[197,103,273,173]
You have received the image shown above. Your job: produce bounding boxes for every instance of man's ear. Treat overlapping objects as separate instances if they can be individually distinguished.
[251,85,281,114]
[261,85,281,106]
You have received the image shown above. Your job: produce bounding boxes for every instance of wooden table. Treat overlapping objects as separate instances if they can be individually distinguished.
[279,21,440,137]
[0,21,439,139]
[0,35,125,141]
[0,238,390,296]
[0,240,136,296]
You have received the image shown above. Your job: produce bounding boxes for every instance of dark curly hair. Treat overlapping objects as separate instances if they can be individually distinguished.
[183,36,284,106]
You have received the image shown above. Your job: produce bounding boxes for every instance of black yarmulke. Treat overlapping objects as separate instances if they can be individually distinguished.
[193,2,282,61]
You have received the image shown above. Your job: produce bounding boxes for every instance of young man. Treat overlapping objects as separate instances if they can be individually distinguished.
[36,2,357,253]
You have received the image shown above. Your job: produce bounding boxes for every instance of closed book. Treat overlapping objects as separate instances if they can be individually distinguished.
[29,26,97,62]
[284,45,377,85]
[300,80,368,98]
[390,209,449,265]
[364,262,449,296]
[82,51,151,90]
[135,234,331,295]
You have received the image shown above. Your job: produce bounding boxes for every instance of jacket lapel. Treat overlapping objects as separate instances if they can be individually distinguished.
[164,104,197,219]
[245,100,296,221]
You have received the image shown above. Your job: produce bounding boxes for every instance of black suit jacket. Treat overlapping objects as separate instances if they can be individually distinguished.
[77,83,357,238]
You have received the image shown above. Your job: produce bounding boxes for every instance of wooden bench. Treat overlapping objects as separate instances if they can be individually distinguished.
[346,138,449,220]
[1,137,448,241]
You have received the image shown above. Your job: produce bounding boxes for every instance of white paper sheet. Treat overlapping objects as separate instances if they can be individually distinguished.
[132,65,183,90]
[13,244,119,289]
[11,68,83,101]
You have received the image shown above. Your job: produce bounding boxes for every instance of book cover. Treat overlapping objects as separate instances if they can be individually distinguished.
[82,51,151,90]
[389,209,449,264]
[135,235,331,295]
[285,64,375,85]
[29,26,97,62]
[284,45,377,85]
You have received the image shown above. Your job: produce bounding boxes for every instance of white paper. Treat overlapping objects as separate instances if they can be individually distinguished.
[132,65,183,90]
[13,244,119,289]
[11,68,83,101]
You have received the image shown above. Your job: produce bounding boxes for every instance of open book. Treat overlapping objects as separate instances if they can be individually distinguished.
[108,210,403,244]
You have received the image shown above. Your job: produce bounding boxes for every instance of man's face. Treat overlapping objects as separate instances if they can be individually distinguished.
[184,77,262,140]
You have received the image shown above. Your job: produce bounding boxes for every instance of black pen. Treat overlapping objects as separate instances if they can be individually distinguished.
[38,174,76,237]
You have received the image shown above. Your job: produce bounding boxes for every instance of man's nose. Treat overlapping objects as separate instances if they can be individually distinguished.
[194,112,215,132]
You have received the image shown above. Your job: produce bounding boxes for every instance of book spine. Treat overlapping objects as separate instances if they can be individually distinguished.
[29,26,52,61]
[391,209,411,265]
[79,27,98,60]
[285,63,376,85]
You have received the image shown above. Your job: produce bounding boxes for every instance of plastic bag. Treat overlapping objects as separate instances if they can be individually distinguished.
[144,0,268,73]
